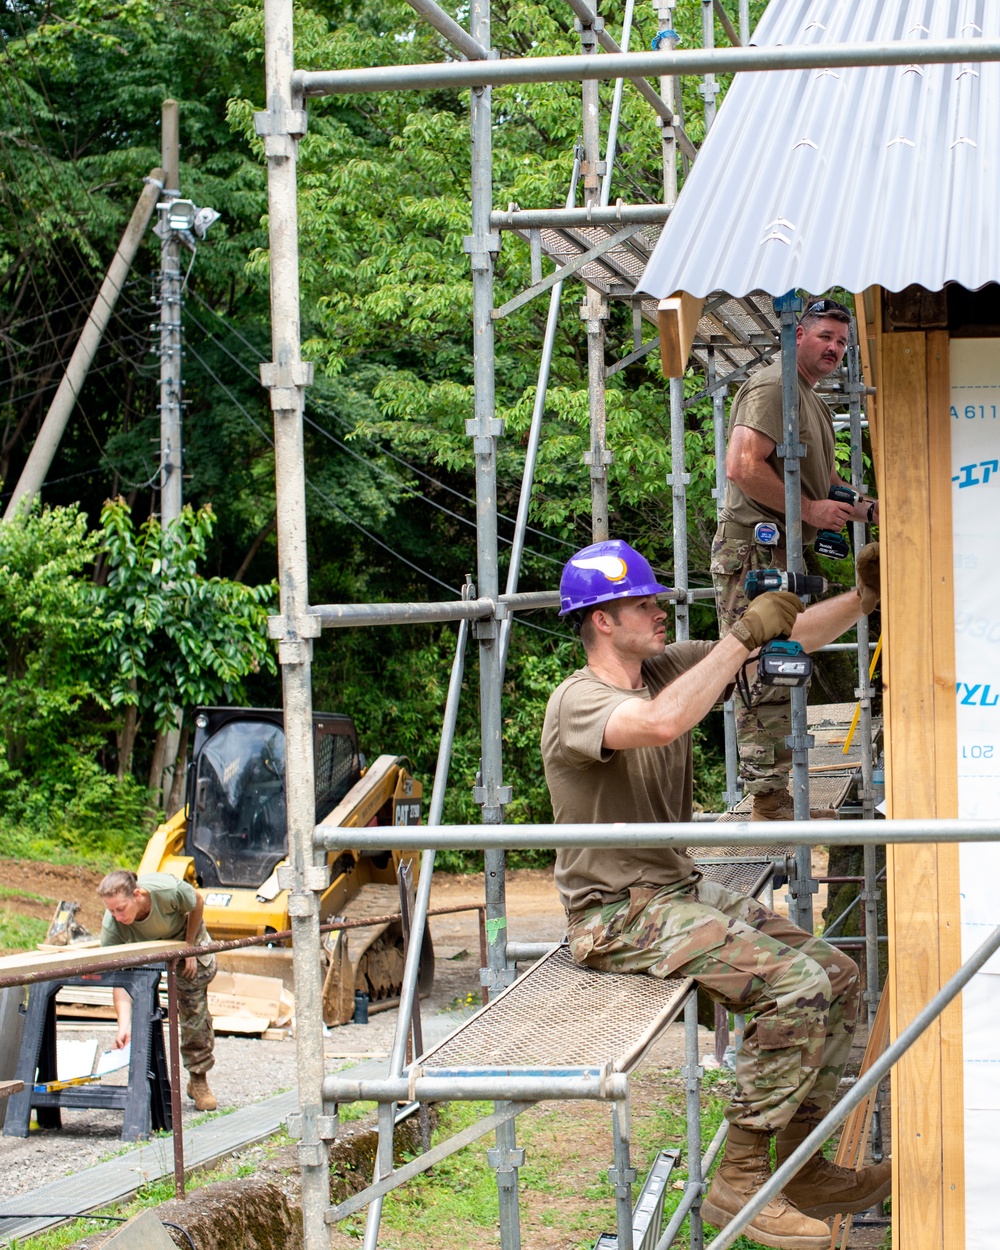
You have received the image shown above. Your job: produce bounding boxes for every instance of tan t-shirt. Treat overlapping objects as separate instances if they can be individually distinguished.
[718,359,836,544]
[542,641,715,917]
[101,872,211,962]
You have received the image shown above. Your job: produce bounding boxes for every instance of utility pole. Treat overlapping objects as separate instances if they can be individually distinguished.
[2,169,164,520]
[158,99,183,526]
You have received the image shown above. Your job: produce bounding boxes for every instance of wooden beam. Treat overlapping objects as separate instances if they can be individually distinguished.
[854,286,881,489]
[0,939,186,980]
[879,327,960,1250]
[657,291,704,377]
[928,331,963,1248]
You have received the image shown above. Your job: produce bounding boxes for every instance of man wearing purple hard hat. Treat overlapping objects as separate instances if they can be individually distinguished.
[543,537,887,1250]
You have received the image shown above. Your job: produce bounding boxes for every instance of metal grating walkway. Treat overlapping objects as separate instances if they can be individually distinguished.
[503,217,783,379]
[418,859,774,1078]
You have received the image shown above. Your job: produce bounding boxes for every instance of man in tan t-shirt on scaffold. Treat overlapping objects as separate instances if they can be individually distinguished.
[711,298,879,822]
[542,539,887,1250]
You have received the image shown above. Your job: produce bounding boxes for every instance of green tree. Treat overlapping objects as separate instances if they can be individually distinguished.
[0,502,100,768]
[92,497,277,806]
[0,501,148,854]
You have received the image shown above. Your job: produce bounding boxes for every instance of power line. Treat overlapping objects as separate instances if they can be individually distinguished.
[184,340,572,640]
[184,340,460,596]
[185,292,579,555]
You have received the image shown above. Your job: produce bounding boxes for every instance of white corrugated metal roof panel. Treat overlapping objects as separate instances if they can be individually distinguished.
[637,0,1000,299]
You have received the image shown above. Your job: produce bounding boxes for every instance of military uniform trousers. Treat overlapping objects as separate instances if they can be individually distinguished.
[567,876,859,1134]
[711,532,793,796]
[175,955,217,1075]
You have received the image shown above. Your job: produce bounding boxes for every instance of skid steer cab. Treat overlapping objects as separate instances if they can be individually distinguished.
[138,706,433,1025]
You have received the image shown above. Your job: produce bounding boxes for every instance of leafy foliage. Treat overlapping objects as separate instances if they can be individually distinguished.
[0,500,275,855]
[92,498,276,734]
[1,0,857,868]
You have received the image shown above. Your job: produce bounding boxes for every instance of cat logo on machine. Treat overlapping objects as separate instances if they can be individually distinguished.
[205,892,233,907]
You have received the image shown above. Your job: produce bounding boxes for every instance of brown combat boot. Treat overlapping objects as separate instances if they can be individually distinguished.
[775,1119,892,1220]
[186,1073,218,1112]
[702,1125,831,1250]
[751,789,838,822]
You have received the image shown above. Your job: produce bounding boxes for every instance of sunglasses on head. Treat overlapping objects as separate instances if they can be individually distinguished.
[802,298,851,318]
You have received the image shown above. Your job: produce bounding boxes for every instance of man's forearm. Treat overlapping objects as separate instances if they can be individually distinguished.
[603,634,750,749]
[791,589,862,652]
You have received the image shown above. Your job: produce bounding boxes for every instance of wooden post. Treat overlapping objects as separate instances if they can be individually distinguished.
[871,298,962,1250]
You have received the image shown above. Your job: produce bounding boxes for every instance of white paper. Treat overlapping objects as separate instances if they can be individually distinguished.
[55,1038,98,1081]
[94,1044,131,1076]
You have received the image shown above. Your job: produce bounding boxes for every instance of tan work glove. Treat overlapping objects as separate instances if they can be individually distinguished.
[856,541,881,614]
[729,590,804,651]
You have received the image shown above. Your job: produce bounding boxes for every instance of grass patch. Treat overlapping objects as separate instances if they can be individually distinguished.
[0,907,49,954]
[0,883,56,904]
[332,1070,775,1250]
[15,1130,294,1250]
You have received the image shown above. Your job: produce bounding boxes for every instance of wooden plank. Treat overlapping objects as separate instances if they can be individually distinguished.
[0,940,185,979]
[657,291,704,377]
[855,286,882,488]
[0,1079,25,1099]
[926,330,963,1250]
[830,987,891,1249]
[926,331,958,814]
[879,330,945,1250]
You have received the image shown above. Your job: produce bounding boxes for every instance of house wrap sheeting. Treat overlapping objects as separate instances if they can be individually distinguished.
[636,0,1000,299]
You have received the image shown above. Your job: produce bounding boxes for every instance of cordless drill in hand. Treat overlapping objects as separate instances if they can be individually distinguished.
[740,570,821,692]
[815,486,858,560]
[744,569,828,601]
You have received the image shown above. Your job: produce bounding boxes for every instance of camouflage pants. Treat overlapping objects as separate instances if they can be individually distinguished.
[567,877,859,1133]
[175,955,217,1075]
[711,532,792,797]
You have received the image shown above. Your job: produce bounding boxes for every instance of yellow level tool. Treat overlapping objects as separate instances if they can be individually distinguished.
[842,634,883,755]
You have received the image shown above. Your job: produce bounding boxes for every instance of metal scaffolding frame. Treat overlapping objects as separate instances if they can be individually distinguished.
[255,5,998,1247]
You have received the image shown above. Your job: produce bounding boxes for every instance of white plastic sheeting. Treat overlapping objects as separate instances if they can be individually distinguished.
[637,0,1000,299]
[951,339,1000,1250]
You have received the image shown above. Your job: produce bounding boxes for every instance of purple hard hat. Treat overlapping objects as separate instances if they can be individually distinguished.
[559,540,672,615]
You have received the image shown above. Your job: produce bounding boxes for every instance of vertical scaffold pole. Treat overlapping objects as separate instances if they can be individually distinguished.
[700,1,719,130]
[684,992,706,1250]
[600,0,636,208]
[653,1,687,639]
[669,373,690,641]
[578,12,611,542]
[775,291,815,933]
[258,3,326,1248]
[847,329,881,1024]
[466,0,521,1243]
[499,155,581,675]
[709,350,741,808]
[653,0,678,206]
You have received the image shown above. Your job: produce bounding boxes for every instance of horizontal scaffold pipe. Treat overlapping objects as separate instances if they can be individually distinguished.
[492,204,671,230]
[311,590,561,628]
[297,37,1000,97]
[323,1072,629,1104]
[315,817,1000,851]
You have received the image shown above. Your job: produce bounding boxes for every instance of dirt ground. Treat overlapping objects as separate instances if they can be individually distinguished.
[0,863,887,1249]
[0,858,108,942]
